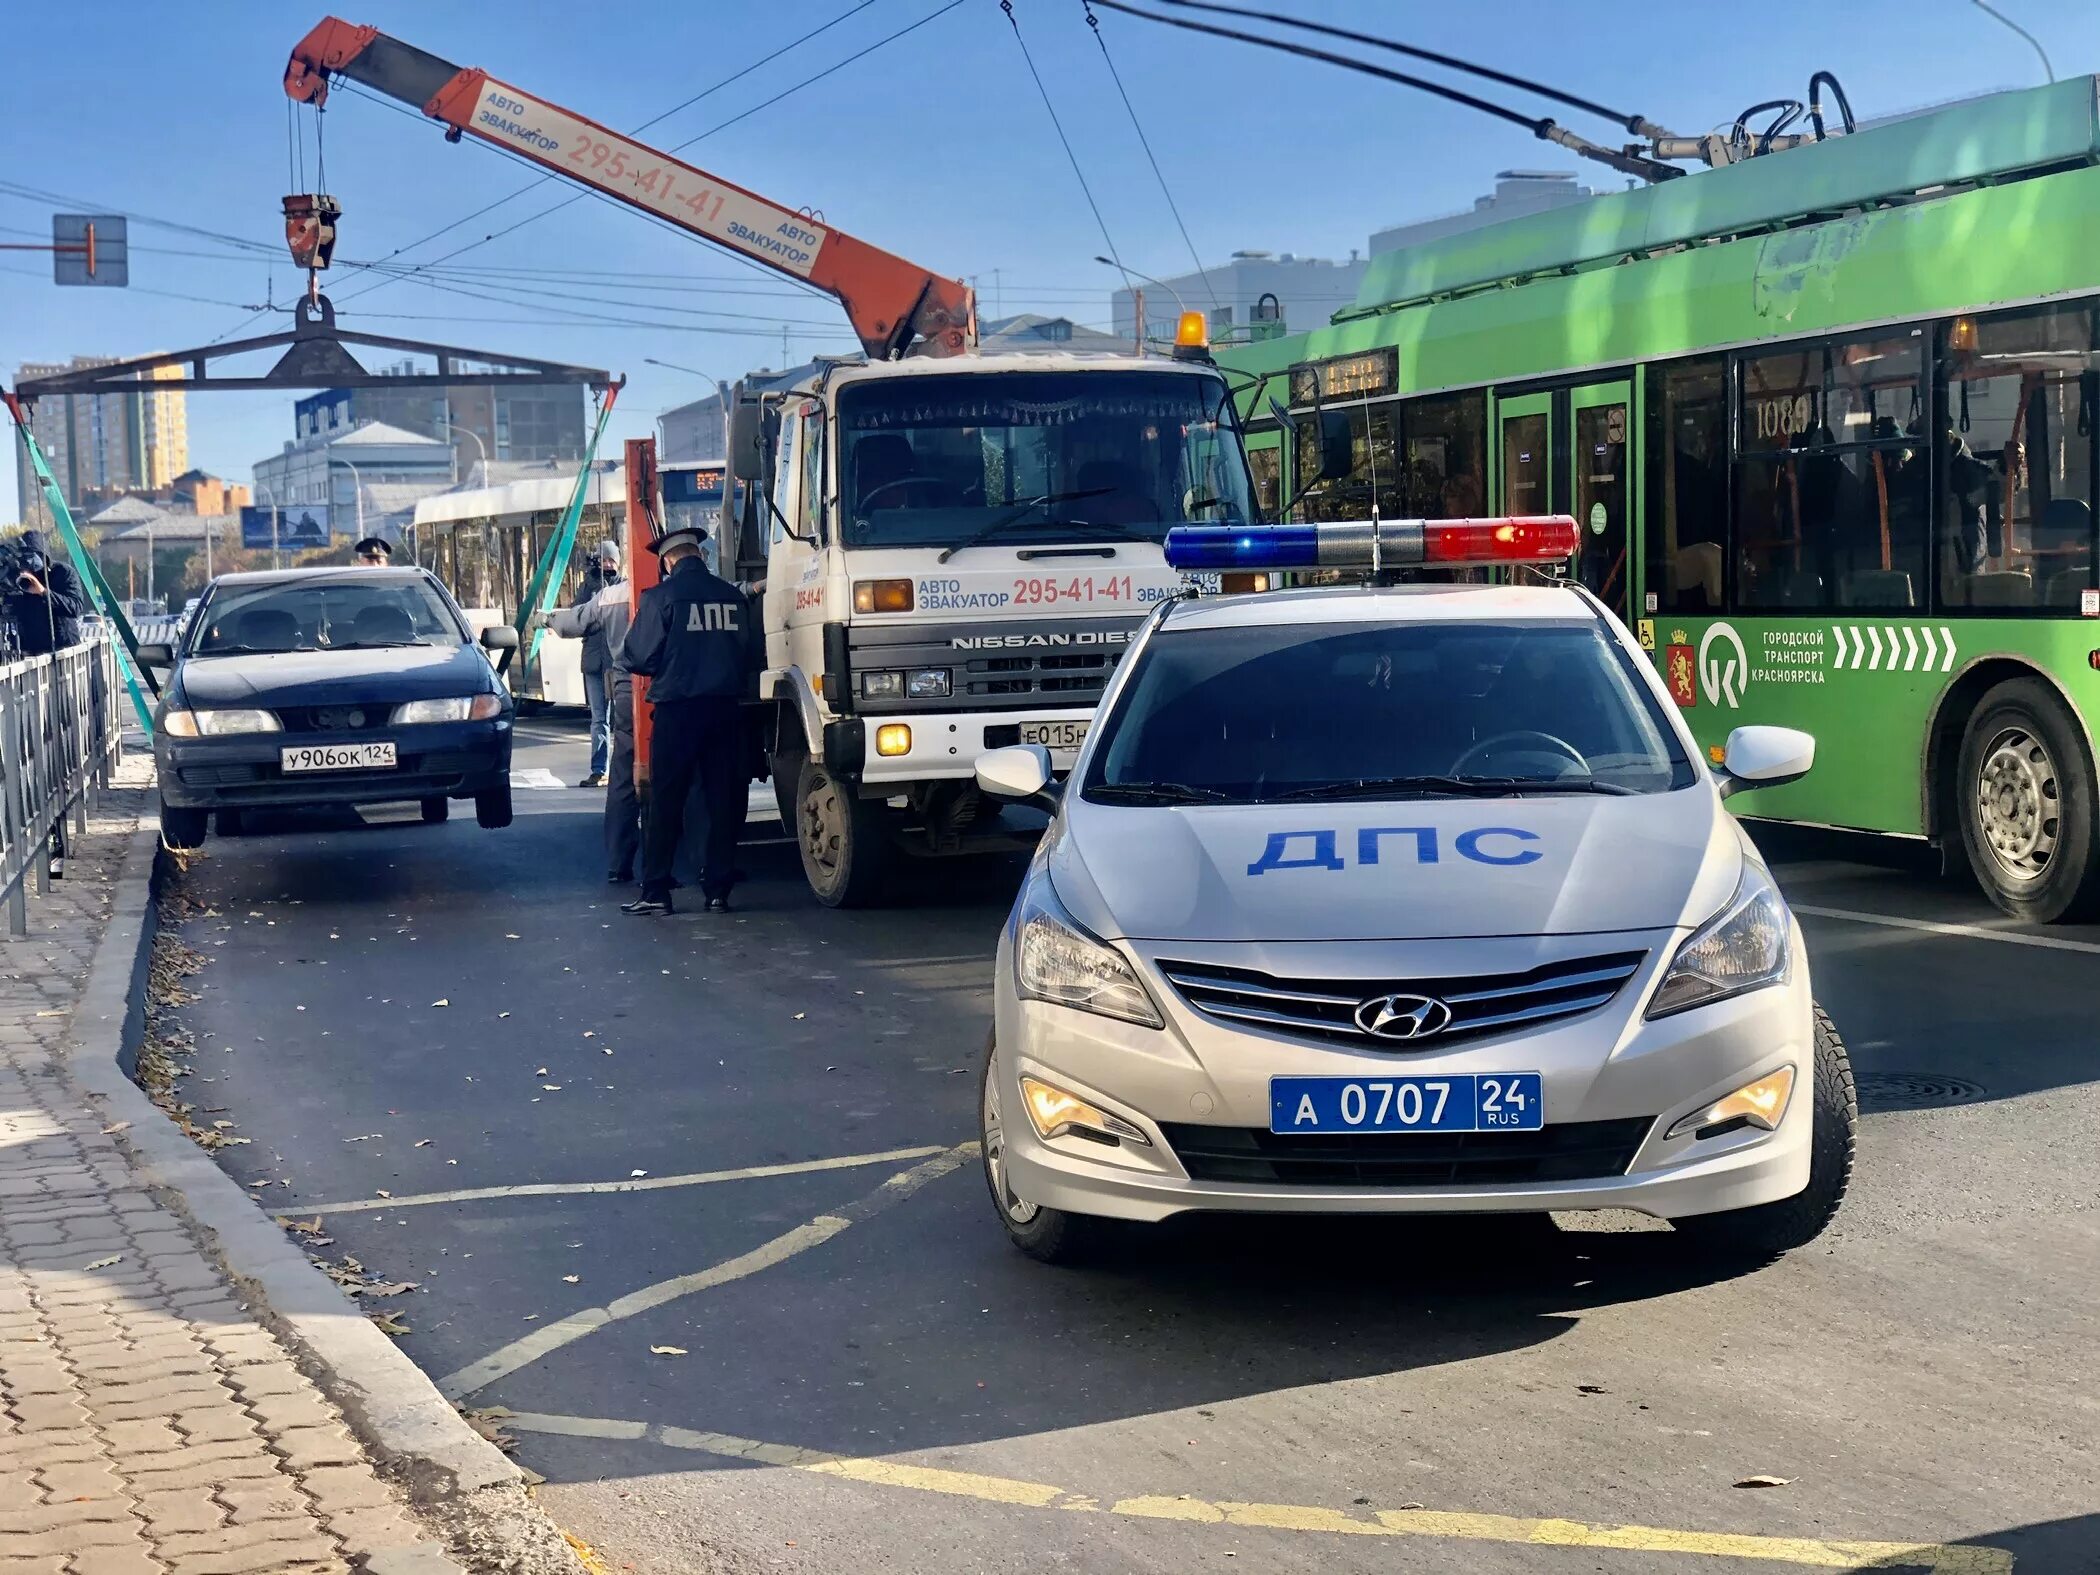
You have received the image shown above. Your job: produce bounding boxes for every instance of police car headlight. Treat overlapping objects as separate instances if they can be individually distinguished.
[1647,863,1791,1019]
[1014,876,1162,1029]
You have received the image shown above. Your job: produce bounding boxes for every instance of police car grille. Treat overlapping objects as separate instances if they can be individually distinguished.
[1156,952,1646,1049]
[1159,1118,1653,1187]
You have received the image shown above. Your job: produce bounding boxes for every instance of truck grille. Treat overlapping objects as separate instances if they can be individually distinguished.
[1156,952,1646,1049]
[960,651,1116,702]
[1159,1118,1653,1187]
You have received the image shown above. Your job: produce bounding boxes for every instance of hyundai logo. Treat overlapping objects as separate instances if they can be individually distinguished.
[1353,992,1454,1041]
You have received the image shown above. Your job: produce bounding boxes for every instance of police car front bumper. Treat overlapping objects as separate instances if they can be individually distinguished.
[993,924,1815,1224]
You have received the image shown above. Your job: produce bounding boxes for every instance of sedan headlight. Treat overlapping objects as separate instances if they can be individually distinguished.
[391,695,504,724]
[162,708,280,737]
[1013,875,1162,1028]
[1646,862,1791,1019]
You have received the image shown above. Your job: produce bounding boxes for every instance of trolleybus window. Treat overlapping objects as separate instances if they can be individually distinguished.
[1935,304,2098,611]
[1291,392,1485,525]
[1643,357,1728,613]
[1734,334,1928,612]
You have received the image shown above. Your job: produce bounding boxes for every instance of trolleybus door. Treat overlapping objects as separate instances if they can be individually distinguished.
[1570,381,1632,623]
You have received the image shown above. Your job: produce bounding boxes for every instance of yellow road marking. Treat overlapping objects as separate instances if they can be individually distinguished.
[437,1145,976,1400]
[504,1410,2013,1572]
[298,1143,949,1215]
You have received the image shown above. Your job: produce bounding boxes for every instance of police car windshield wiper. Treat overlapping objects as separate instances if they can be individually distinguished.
[1087,780,1234,805]
[936,487,1115,563]
[1273,774,1640,801]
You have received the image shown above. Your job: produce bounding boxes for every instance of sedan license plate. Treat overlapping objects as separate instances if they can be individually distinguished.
[280,741,397,773]
[1020,720,1089,751]
[1270,1073,1543,1134]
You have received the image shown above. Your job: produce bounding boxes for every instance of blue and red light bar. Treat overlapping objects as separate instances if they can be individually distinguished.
[1164,516,1580,574]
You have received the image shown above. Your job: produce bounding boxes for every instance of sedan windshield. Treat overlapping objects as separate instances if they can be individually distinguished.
[834,370,1254,550]
[1084,619,1693,802]
[189,575,466,656]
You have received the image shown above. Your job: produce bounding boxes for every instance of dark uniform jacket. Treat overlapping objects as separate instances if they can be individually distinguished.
[617,558,760,703]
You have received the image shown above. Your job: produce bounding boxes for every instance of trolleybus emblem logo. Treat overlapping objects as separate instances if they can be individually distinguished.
[1698,622,1748,709]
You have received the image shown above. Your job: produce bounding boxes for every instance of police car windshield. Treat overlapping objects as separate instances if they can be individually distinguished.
[190,575,465,656]
[835,370,1253,550]
[1085,619,1693,803]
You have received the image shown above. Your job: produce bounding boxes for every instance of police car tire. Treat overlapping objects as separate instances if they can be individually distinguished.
[978,1035,1109,1266]
[795,756,892,908]
[475,786,513,829]
[421,797,449,824]
[160,805,208,851]
[1674,1004,1856,1263]
[1955,677,2100,924]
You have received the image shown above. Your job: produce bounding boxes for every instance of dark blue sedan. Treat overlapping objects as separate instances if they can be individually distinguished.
[145,567,519,848]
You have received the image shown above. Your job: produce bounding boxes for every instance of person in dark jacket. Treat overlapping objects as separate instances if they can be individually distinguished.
[6,531,85,655]
[617,526,759,915]
[550,560,638,881]
[568,540,622,786]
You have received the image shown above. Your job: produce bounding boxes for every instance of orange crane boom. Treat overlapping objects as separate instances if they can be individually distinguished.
[284,18,975,360]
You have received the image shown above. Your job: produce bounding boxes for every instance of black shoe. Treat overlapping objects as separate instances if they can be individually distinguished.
[704,894,732,913]
[607,868,633,884]
[621,893,673,916]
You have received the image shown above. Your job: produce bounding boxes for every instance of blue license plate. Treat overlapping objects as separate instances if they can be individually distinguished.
[1269,1073,1544,1134]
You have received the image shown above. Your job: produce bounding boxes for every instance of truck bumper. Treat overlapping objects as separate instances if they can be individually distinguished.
[843,708,1094,787]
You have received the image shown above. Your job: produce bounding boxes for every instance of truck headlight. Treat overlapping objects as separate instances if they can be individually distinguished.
[1014,876,1162,1028]
[1647,863,1791,1018]
[162,708,280,737]
[906,668,951,698]
[391,695,504,724]
[860,670,903,699]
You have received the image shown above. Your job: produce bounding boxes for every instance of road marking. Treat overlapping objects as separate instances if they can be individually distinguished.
[437,1144,975,1399]
[296,1144,950,1215]
[500,1410,2011,1571]
[1794,905,2100,956]
[511,767,566,790]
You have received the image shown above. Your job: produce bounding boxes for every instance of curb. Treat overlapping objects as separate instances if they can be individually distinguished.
[67,817,589,1575]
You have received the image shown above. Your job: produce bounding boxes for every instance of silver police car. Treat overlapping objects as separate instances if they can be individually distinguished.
[972,517,1855,1266]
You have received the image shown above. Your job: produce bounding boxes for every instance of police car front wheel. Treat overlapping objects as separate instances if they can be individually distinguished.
[979,1034,1111,1265]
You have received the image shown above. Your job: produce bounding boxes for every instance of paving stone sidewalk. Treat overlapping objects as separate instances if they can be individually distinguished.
[0,765,458,1574]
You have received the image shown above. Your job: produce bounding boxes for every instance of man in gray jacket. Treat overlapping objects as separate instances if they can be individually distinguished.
[550,553,640,882]
[570,540,621,786]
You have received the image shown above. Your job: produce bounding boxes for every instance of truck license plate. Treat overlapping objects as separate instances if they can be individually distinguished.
[281,742,397,773]
[1020,720,1089,751]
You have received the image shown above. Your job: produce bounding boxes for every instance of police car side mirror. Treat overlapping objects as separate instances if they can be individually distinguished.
[1717,725,1814,799]
[975,744,1059,809]
[480,625,519,651]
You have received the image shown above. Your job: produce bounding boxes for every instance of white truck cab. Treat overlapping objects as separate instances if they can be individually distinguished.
[729,350,1255,906]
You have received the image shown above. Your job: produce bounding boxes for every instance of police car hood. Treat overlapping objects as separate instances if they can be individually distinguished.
[1052,788,1740,943]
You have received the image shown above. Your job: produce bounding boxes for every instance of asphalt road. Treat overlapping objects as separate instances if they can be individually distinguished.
[156,714,2100,1575]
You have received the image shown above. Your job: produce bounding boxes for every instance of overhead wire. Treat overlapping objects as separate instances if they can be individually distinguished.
[1081,0,1218,311]
[999,0,1125,276]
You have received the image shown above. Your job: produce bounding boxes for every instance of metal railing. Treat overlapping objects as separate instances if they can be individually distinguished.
[0,638,121,937]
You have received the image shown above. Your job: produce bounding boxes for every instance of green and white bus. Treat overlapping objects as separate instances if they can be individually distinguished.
[1219,77,2100,923]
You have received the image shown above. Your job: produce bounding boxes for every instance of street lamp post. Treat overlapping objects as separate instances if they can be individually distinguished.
[253,480,282,571]
[1095,256,1189,351]
[337,456,367,548]
[643,358,734,549]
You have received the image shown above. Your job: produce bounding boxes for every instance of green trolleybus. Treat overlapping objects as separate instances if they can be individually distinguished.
[1219,77,2100,922]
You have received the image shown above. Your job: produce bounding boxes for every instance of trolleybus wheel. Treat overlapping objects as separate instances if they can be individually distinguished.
[1955,677,2100,923]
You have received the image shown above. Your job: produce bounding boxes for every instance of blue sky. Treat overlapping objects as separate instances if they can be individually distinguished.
[4,0,2094,515]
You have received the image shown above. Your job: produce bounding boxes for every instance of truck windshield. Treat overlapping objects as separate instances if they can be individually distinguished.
[834,369,1254,550]
[1084,619,1694,802]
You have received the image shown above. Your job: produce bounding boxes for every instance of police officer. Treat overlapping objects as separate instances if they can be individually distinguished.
[617,526,759,915]
[354,536,393,566]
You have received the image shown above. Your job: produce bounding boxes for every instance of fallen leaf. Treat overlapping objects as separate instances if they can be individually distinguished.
[583,1031,596,1039]
[363,1281,418,1298]
[211,1120,236,1130]
[100,1121,131,1135]
[368,1311,410,1337]
[793,1012,806,1020]
[630,1169,648,1178]
[414,1139,433,1148]
[650,1345,687,1357]
[562,1275,580,1284]
[83,1255,122,1271]
[542,1084,562,1092]
[1577,1384,1608,1395]
[535,1067,550,1076]
[431,999,449,1008]
[1733,1475,1792,1489]
[344,1133,383,1143]
[276,1217,328,1238]
[505,933,521,940]
[375,1190,392,1199]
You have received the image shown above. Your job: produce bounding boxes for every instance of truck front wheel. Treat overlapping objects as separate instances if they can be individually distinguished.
[796,756,894,908]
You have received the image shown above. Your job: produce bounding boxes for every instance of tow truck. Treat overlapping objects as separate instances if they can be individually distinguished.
[285,20,1260,905]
